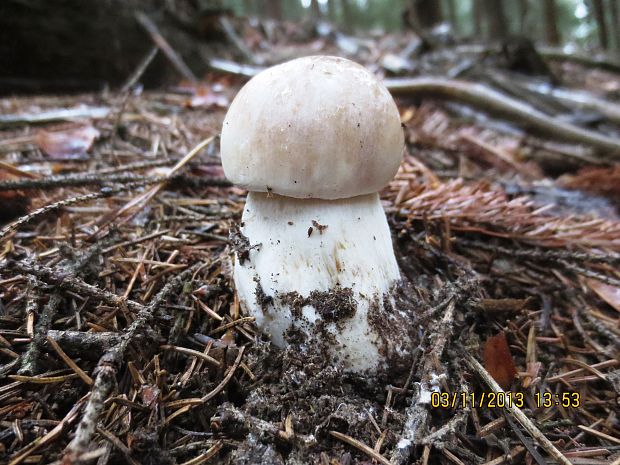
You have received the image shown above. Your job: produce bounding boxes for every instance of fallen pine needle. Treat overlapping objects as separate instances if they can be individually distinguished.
[9,373,80,384]
[179,441,223,465]
[577,425,620,445]
[329,430,391,465]
[160,344,220,367]
[93,135,216,236]
[465,352,572,465]
[46,336,93,385]
[9,397,85,465]
[164,347,245,424]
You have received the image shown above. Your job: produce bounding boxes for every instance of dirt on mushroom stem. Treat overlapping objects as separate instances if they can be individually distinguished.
[232,191,416,373]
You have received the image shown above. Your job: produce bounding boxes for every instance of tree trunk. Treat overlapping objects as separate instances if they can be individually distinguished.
[0,0,231,94]
[409,0,443,29]
[590,0,609,49]
[242,0,255,16]
[0,0,167,93]
[264,0,282,21]
[340,0,354,33]
[543,0,561,45]
[609,0,620,54]
[327,0,336,21]
[472,0,483,37]
[445,0,458,34]
[482,0,508,40]
[310,0,321,20]
[515,0,528,34]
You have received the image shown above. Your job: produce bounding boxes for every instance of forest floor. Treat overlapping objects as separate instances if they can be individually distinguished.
[0,22,620,465]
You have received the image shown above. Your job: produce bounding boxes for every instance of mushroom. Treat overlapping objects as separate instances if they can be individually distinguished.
[221,56,412,372]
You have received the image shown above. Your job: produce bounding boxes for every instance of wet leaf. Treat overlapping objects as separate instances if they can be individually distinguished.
[35,125,99,159]
[483,331,517,390]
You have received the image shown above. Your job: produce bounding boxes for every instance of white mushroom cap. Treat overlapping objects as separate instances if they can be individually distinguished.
[220,55,404,200]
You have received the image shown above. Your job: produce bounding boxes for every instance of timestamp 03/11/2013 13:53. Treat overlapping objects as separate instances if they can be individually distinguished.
[431,391,582,409]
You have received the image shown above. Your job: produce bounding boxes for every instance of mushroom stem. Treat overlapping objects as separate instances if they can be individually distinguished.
[235,192,406,372]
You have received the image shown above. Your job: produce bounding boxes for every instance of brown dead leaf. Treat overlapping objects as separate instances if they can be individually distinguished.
[483,331,517,390]
[35,125,99,159]
[140,384,160,407]
[587,278,620,312]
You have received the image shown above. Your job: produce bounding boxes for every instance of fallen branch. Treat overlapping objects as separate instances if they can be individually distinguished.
[539,46,620,73]
[135,11,198,85]
[203,63,620,157]
[519,80,620,125]
[0,172,230,192]
[384,77,620,157]
[64,262,205,458]
[19,243,103,375]
[0,174,163,192]
[0,106,110,127]
[449,44,620,73]
[218,16,263,66]
[216,402,316,448]
[46,330,122,359]
[0,180,158,242]
[10,260,143,312]
[391,301,457,464]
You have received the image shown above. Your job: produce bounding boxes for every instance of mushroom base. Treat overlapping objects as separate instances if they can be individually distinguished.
[234,192,414,373]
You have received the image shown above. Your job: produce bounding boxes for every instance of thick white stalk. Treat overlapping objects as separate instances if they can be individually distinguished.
[234,192,411,372]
